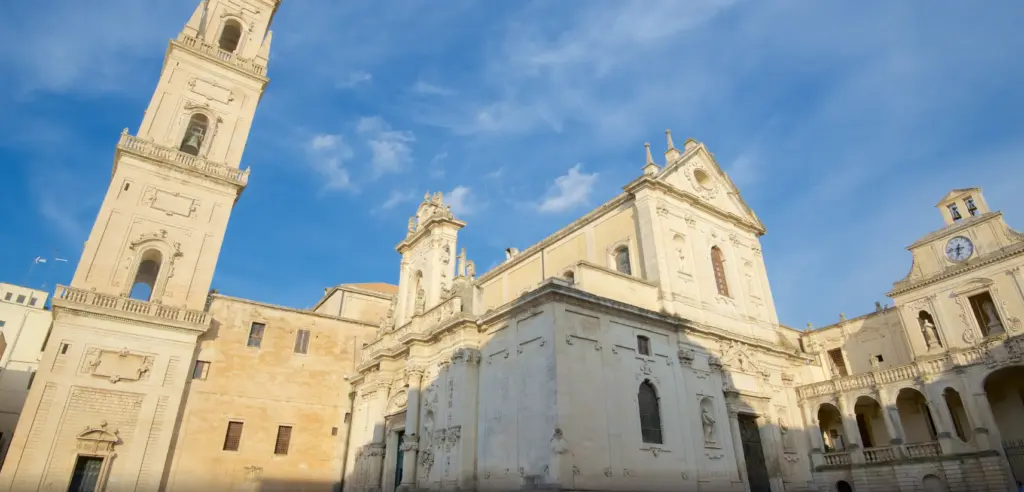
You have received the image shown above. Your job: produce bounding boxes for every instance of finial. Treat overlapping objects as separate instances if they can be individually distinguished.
[839,313,846,322]
[665,129,676,150]
[644,143,654,166]
[807,322,813,330]
[424,191,431,202]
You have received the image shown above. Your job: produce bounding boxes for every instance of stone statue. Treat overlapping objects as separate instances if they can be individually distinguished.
[982,300,1004,332]
[701,407,716,444]
[379,300,396,333]
[408,217,416,234]
[919,317,940,348]
[675,247,686,272]
[466,260,476,279]
[457,248,467,277]
[415,287,426,315]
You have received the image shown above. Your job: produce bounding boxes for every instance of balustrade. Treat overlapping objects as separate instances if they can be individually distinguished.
[359,297,464,365]
[863,446,898,463]
[53,285,209,328]
[903,441,942,458]
[117,132,249,187]
[823,451,851,466]
[176,34,267,77]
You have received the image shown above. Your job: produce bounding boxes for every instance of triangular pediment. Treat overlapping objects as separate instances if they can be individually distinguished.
[935,188,979,207]
[653,142,765,235]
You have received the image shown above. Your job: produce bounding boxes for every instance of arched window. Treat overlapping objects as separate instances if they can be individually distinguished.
[129,250,162,302]
[218,19,243,52]
[638,380,662,444]
[615,246,631,275]
[711,246,729,297]
[179,113,209,156]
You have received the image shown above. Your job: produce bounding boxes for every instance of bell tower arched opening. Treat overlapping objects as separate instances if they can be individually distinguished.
[179,113,209,156]
[129,249,163,302]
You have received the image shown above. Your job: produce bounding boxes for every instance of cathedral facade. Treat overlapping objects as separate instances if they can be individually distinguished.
[0,1,1023,492]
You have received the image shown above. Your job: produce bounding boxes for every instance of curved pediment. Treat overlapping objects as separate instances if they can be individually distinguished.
[386,389,408,415]
[76,421,120,455]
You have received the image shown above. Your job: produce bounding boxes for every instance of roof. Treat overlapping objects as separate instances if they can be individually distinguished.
[342,283,399,295]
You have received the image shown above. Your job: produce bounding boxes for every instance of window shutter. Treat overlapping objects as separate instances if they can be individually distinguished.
[294,329,310,354]
[248,322,265,348]
[223,421,244,451]
[275,426,292,455]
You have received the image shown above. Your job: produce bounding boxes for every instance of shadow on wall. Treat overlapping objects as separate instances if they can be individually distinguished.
[333,282,832,492]
[0,367,38,471]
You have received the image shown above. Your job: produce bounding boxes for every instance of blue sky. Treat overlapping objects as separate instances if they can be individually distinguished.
[1,0,1023,329]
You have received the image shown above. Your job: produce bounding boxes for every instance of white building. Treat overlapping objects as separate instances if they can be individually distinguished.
[0,283,52,468]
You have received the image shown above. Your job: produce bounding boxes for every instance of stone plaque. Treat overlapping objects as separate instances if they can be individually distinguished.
[82,347,155,384]
[149,190,196,217]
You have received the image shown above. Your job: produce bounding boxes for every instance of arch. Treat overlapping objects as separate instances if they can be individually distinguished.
[711,246,729,297]
[818,402,846,451]
[835,480,853,492]
[941,387,971,442]
[129,249,163,302]
[637,379,662,444]
[917,310,942,348]
[410,270,425,316]
[614,245,631,275]
[983,365,1024,467]
[853,395,890,448]
[922,474,946,492]
[218,19,244,52]
[896,387,937,443]
[179,113,209,156]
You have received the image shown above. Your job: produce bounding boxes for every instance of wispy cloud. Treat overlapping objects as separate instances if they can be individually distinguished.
[380,190,416,210]
[336,70,373,89]
[412,80,456,96]
[446,186,477,217]
[305,134,354,191]
[356,116,416,176]
[537,164,598,213]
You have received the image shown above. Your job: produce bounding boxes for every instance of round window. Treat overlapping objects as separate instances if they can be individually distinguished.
[694,169,713,189]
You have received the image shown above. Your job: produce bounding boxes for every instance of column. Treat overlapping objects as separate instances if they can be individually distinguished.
[802,404,826,468]
[366,381,392,492]
[398,366,424,491]
[837,397,864,463]
[726,404,750,492]
[924,397,955,455]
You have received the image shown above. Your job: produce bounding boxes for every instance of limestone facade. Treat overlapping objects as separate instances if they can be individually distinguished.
[0,1,1022,492]
[0,283,52,469]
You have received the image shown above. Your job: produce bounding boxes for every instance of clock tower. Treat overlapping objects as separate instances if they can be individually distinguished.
[0,1,277,491]
[888,188,1024,359]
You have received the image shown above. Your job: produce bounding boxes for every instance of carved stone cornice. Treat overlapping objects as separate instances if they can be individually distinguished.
[889,241,1024,296]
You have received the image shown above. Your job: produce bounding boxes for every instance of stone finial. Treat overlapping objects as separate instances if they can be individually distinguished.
[806,322,813,330]
[643,143,660,175]
[665,129,676,150]
[839,313,847,322]
[875,301,882,312]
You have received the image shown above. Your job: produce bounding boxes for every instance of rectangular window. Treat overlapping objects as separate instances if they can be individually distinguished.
[0,320,6,328]
[965,196,978,216]
[827,348,848,377]
[247,322,265,348]
[947,203,962,222]
[28,297,38,306]
[274,426,292,455]
[293,329,310,354]
[344,412,351,424]
[60,343,70,355]
[192,360,210,380]
[223,421,244,451]
[15,295,25,304]
[3,292,11,301]
[968,292,1004,336]
[636,335,651,356]
[331,427,339,436]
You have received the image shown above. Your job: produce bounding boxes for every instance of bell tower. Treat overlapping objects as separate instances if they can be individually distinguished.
[0,2,278,491]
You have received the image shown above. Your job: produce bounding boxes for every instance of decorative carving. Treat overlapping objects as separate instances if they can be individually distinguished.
[603,467,614,477]
[81,347,155,384]
[386,390,409,414]
[707,355,723,371]
[243,466,263,483]
[445,425,461,451]
[399,435,419,452]
[647,446,666,457]
[572,465,581,476]
[76,421,120,454]
[415,287,426,315]
[451,347,481,365]
[683,214,697,226]
[550,428,569,455]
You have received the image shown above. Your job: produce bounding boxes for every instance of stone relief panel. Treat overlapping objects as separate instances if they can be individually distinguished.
[80,347,156,384]
[141,186,200,219]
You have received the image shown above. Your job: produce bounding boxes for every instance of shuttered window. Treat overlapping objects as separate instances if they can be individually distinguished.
[223,421,243,451]
[247,322,265,348]
[275,426,292,455]
[711,247,730,297]
[192,361,210,380]
[293,329,310,354]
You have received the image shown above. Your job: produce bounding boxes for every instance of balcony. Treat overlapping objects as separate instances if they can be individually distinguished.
[359,297,465,368]
[116,131,249,188]
[53,285,210,333]
[174,33,267,78]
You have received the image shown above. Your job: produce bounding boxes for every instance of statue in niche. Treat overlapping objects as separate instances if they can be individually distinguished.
[675,247,687,273]
[408,217,417,235]
[701,407,716,444]
[982,299,1005,333]
[415,287,426,315]
[778,417,794,451]
[918,314,941,348]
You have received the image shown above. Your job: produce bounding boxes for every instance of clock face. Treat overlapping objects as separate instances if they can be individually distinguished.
[945,236,974,262]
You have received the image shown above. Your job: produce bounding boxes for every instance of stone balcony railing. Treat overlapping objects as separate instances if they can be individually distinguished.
[823,441,941,468]
[797,337,1022,400]
[117,132,249,187]
[175,33,267,78]
[862,445,899,463]
[53,285,210,330]
[823,451,851,466]
[360,297,465,365]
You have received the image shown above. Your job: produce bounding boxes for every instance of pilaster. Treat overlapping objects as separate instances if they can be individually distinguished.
[725,404,750,491]
[446,347,481,490]
[398,365,424,491]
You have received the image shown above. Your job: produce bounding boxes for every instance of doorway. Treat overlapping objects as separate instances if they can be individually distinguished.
[68,455,103,492]
[738,414,771,492]
[393,430,406,489]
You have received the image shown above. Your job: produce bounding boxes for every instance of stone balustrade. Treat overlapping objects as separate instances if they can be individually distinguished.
[903,441,942,458]
[823,451,851,466]
[175,34,267,77]
[53,285,210,328]
[863,445,899,463]
[117,132,249,187]
[360,297,464,364]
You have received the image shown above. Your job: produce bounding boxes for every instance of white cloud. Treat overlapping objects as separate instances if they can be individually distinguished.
[485,167,504,179]
[305,133,353,191]
[381,190,416,210]
[537,164,598,213]
[446,186,476,216]
[336,70,373,89]
[356,116,416,176]
[412,80,456,96]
